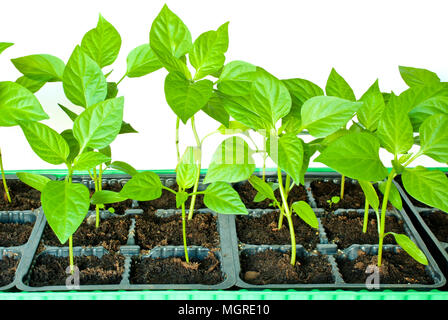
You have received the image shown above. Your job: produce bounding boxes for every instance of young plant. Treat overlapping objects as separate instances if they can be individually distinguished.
[327,196,340,209]
[0,42,49,203]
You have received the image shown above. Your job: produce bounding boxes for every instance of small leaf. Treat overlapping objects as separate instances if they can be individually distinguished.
[11,54,65,82]
[73,151,111,171]
[58,103,78,122]
[419,114,448,163]
[16,76,46,93]
[119,121,138,134]
[204,182,248,215]
[106,82,118,99]
[325,68,356,101]
[267,134,304,183]
[91,190,127,205]
[378,180,402,210]
[119,171,162,201]
[388,232,428,265]
[16,172,50,192]
[292,201,319,229]
[358,79,386,131]
[126,44,163,78]
[176,146,200,189]
[60,129,80,164]
[399,66,440,87]
[248,175,276,202]
[176,191,189,208]
[109,161,138,176]
[0,42,13,55]
[358,180,379,213]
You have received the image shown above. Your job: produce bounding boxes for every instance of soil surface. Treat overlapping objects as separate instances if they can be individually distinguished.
[422,211,448,243]
[236,211,319,250]
[28,253,124,287]
[42,216,131,251]
[89,182,134,215]
[130,251,223,285]
[0,180,41,211]
[395,175,431,208]
[338,250,432,284]
[138,183,204,210]
[135,211,219,249]
[321,211,405,248]
[240,249,333,285]
[0,222,34,247]
[234,181,308,209]
[0,255,19,287]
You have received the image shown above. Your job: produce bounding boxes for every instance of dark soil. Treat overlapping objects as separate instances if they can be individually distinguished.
[41,216,131,251]
[236,211,319,250]
[0,180,41,211]
[240,249,333,285]
[130,251,223,285]
[89,182,134,215]
[138,183,204,210]
[234,181,308,209]
[135,211,219,249]
[422,210,448,243]
[0,222,34,246]
[321,211,405,248]
[395,175,431,208]
[28,253,124,287]
[0,255,19,287]
[338,250,432,284]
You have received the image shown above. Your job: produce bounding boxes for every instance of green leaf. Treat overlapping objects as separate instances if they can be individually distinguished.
[190,22,229,80]
[16,172,50,192]
[397,84,448,114]
[73,151,111,171]
[42,181,90,244]
[106,82,118,99]
[126,44,162,78]
[0,42,13,55]
[300,96,362,138]
[204,136,255,184]
[419,114,448,163]
[58,103,78,122]
[20,121,69,165]
[217,121,251,134]
[298,141,317,186]
[98,146,111,165]
[217,60,257,96]
[388,232,428,265]
[292,201,319,229]
[0,81,48,127]
[267,134,303,183]
[73,97,124,152]
[62,46,107,107]
[16,76,46,93]
[80,14,121,68]
[204,182,247,214]
[358,79,386,131]
[91,190,127,205]
[164,72,213,124]
[176,146,200,189]
[119,121,138,134]
[402,167,448,212]
[399,66,440,87]
[376,94,414,155]
[201,92,230,127]
[11,54,65,82]
[120,171,162,201]
[325,68,356,101]
[60,129,80,164]
[315,132,388,182]
[109,161,138,176]
[176,191,189,208]
[378,180,402,210]
[248,175,276,201]
[409,96,448,131]
[358,180,379,213]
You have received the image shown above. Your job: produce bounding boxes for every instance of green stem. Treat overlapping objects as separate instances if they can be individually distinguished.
[0,148,11,203]
[116,73,127,86]
[262,137,267,182]
[285,214,296,266]
[181,201,189,263]
[362,196,369,233]
[340,175,345,199]
[378,169,395,267]
[278,175,291,229]
[188,116,202,221]
[69,235,74,274]
[176,117,180,163]
[162,185,177,195]
[93,168,100,229]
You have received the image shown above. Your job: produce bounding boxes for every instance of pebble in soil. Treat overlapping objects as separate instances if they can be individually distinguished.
[240,249,334,285]
[236,211,319,250]
[0,254,19,287]
[0,222,34,247]
[28,254,125,287]
[130,251,223,285]
[421,210,448,243]
[41,216,131,252]
[135,211,219,250]
[321,211,405,249]
[0,180,41,211]
[138,183,204,210]
[337,250,433,284]
[233,181,308,209]
[88,181,134,215]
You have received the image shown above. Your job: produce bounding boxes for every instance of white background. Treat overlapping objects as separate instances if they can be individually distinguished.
[0,0,447,171]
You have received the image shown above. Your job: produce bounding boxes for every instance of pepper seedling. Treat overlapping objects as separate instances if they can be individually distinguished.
[327,196,340,209]
[0,42,49,204]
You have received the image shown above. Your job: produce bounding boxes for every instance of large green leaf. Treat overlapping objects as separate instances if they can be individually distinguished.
[267,133,303,183]
[292,201,318,229]
[397,84,448,114]
[402,167,448,212]
[0,81,48,127]
[204,136,255,184]
[358,180,379,213]
[126,44,163,78]
[358,80,386,131]
[190,22,229,80]
[419,114,448,163]
[387,232,428,265]
[91,190,128,205]
[300,96,362,138]
[73,97,124,152]
[16,172,50,192]
[42,181,90,244]
[109,161,138,176]
[176,146,200,189]
[201,92,230,127]
[325,68,356,101]
[20,121,69,165]
[16,76,46,93]
[62,46,107,107]
[119,171,162,201]
[0,42,13,55]
[409,96,448,131]
[81,14,121,68]
[164,72,213,124]
[315,132,388,181]
[398,66,440,87]
[11,54,65,82]
[73,151,111,171]
[204,182,247,214]
[217,60,257,96]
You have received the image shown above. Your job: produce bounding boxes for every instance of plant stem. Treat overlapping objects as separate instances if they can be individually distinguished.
[362,197,369,233]
[377,169,395,267]
[188,116,202,221]
[340,175,345,199]
[285,214,296,266]
[0,148,11,203]
[93,168,100,229]
[69,235,74,274]
[176,117,180,163]
[262,137,267,182]
[181,201,189,263]
[277,175,290,229]
[116,73,127,86]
